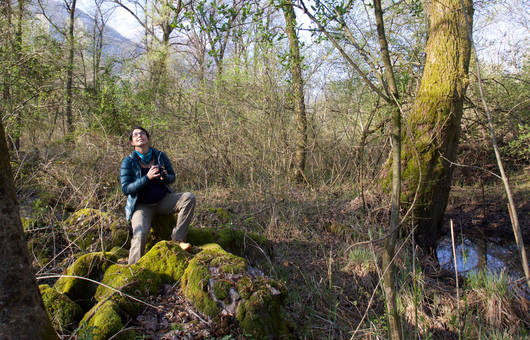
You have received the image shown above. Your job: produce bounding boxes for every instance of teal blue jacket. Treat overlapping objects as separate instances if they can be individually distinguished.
[120,148,175,221]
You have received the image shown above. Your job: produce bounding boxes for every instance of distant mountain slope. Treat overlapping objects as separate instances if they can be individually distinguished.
[30,0,140,59]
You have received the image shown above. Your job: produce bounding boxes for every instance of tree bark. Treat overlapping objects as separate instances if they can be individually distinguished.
[0,121,58,339]
[1,0,13,149]
[402,0,473,250]
[281,0,307,183]
[13,0,23,149]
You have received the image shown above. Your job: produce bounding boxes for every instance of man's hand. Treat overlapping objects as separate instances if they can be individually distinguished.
[147,165,161,180]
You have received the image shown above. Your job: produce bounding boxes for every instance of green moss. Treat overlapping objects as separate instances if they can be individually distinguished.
[39,284,83,331]
[179,243,292,338]
[137,240,192,283]
[77,300,124,340]
[144,214,176,253]
[213,280,231,302]
[209,207,231,224]
[109,246,129,259]
[187,227,216,245]
[237,276,253,300]
[200,243,247,274]
[54,251,119,310]
[187,226,273,262]
[181,254,219,318]
[94,263,163,315]
[180,244,244,318]
[110,223,130,250]
[235,277,291,339]
[145,215,273,263]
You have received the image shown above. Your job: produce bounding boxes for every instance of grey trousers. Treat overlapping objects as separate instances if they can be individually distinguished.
[128,192,196,264]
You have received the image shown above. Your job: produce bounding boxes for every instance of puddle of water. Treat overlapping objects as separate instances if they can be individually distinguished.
[436,235,529,296]
[436,237,521,275]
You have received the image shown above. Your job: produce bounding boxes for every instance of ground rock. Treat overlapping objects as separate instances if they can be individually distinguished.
[62,208,129,252]
[54,250,121,310]
[94,263,163,315]
[146,214,273,262]
[77,300,135,340]
[39,284,83,331]
[65,238,290,339]
[136,240,192,283]
[181,243,292,339]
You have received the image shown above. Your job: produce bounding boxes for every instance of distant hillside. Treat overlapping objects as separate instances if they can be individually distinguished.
[30,0,140,60]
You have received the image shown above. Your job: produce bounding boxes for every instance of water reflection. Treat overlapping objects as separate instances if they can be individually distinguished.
[436,236,524,280]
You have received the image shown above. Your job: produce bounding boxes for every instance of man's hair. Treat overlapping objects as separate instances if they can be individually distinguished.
[129,126,150,141]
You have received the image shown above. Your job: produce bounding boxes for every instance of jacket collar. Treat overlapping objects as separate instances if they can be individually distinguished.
[130,147,160,159]
[129,148,162,167]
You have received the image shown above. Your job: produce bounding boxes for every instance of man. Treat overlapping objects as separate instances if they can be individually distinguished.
[120,127,195,264]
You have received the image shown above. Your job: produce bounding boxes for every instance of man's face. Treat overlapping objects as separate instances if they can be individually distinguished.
[130,129,149,147]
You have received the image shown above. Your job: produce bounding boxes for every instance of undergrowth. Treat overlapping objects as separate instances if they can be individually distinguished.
[10,131,530,339]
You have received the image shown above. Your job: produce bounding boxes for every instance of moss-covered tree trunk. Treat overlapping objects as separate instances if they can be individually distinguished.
[0,122,58,338]
[403,0,473,250]
[281,0,307,183]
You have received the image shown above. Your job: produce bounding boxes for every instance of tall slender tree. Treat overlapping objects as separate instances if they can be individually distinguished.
[373,1,402,338]
[280,0,307,183]
[65,0,77,133]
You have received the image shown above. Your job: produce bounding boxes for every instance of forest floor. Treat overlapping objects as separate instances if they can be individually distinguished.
[127,168,529,339]
[20,151,526,339]
[444,168,530,241]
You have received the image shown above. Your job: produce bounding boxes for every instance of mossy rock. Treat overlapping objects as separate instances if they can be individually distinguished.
[326,222,360,241]
[77,300,134,340]
[181,244,247,318]
[181,244,292,338]
[144,214,175,252]
[62,208,129,252]
[144,214,272,263]
[55,251,120,310]
[136,240,192,283]
[94,263,163,315]
[235,277,291,339]
[213,279,232,302]
[110,224,130,250]
[39,284,83,331]
[109,246,129,259]
[208,207,231,224]
[188,226,273,265]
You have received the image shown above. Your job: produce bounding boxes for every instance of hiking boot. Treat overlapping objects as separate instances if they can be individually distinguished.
[179,242,192,251]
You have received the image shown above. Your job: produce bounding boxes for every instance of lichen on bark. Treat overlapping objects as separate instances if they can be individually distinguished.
[400,0,474,249]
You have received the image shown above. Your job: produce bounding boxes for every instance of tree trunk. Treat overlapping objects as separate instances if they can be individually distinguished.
[13,0,23,149]
[1,0,13,149]
[0,121,58,339]
[281,0,307,183]
[373,0,402,339]
[402,0,473,250]
[65,0,76,133]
